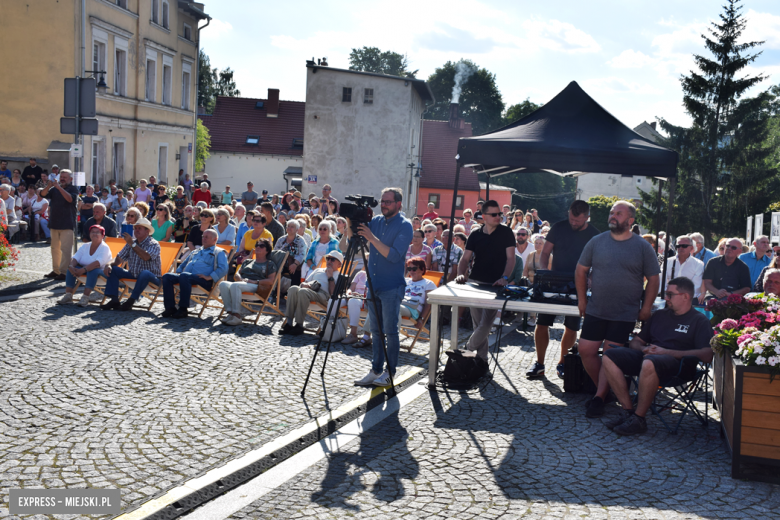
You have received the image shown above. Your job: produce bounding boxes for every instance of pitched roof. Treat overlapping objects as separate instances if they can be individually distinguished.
[419,120,480,191]
[199,96,305,156]
[306,64,435,103]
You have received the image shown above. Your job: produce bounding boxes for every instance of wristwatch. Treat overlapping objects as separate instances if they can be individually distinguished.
[502,275,509,281]
[327,277,334,282]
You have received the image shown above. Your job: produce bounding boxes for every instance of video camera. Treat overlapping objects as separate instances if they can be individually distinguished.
[339,195,378,232]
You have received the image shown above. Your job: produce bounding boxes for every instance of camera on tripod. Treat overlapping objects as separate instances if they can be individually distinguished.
[339,195,378,232]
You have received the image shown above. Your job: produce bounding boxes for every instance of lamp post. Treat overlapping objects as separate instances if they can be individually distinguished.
[85,70,108,94]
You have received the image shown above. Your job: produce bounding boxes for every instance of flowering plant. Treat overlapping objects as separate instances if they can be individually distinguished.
[709,293,780,380]
[706,294,765,325]
[0,224,19,271]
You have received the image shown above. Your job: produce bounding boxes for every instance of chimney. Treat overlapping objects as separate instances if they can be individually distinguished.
[267,88,279,118]
[448,102,464,130]
[650,121,657,130]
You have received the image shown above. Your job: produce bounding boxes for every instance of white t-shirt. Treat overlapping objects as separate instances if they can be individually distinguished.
[313,241,329,265]
[352,270,367,296]
[305,267,339,290]
[73,241,113,268]
[403,277,437,313]
[516,243,533,269]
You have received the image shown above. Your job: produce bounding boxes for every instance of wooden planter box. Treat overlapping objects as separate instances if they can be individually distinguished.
[713,353,780,483]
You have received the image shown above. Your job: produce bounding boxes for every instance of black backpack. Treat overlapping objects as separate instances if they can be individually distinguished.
[443,349,488,388]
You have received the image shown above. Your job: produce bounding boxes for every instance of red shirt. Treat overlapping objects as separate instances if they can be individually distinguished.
[422,211,438,221]
[192,190,212,206]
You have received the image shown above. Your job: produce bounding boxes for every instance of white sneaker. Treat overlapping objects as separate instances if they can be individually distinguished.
[226,315,242,326]
[372,370,394,387]
[56,293,73,305]
[77,294,90,307]
[89,292,103,302]
[355,370,381,386]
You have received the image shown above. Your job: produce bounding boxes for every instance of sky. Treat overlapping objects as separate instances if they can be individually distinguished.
[199,0,780,130]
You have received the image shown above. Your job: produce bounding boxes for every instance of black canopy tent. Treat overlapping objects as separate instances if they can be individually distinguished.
[438,81,680,334]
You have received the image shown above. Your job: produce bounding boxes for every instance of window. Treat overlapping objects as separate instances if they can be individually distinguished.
[292,138,303,148]
[116,0,127,8]
[162,64,172,105]
[428,193,440,209]
[364,88,373,104]
[158,144,168,182]
[246,136,259,145]
[455,195,464,210]
[151,0,159,24]
[162,0,169,28]
[255,101,264,109]
[181,61,192,110]
[92,41,106,75]
[342,87,352,102]
[91,138,105,185]
[145,57,157,102]
[113,140,125,185]
[114,38,128,96]
[183,24,192,41]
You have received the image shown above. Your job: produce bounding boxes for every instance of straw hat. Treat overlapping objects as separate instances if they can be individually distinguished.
[134,218,154,233]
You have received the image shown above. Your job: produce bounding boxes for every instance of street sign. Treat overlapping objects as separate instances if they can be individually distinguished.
[64,77,96,118]
[69,144,83,158]
[61,117,98,135]
[747,216,753,244]
[755,214,764,241]
[771,213,780,244]
[307,175,317,184]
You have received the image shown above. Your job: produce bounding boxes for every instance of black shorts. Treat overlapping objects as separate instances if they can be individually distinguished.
[580,314,634,344]
[604,348,697,382]
[536,313,581,331]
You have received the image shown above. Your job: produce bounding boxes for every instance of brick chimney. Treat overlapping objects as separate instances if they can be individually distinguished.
[449,102,464,130]
[650,121,657,130]
[267,88,279,118]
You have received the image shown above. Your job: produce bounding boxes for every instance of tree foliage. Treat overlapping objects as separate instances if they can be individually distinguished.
[425,60,505,135]
[482,171,576,224]
[587,195,631,232]
[198,50,241,114]
[637,0,776,246]
[348,47,417,78]
[195,119,211,172]
[503,98,542,126]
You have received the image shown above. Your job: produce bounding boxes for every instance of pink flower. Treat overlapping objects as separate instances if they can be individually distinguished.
[737,334,754,346]
[719,319,739,330]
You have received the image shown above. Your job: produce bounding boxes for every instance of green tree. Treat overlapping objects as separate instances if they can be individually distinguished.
[587,195,631,232]
[638,0,774,244]
[195,119,211,172]
[425,60,505,135]
[481,171,576,224]
[214,68,241,97]
[348,47,417,77]
[503,98,542,126]
[198,49,217,112]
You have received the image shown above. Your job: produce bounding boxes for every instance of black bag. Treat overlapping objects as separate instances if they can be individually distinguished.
[443,349,488,388]
[563,347,596,393]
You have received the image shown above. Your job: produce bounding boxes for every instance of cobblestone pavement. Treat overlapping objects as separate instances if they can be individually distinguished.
[0,242,64,294]
[0,244,468,518]
[229,331,780,520]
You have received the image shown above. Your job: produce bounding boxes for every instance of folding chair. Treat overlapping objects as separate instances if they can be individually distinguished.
[74,237,128,303]
[181,244,234,318]
[217,250,289,323]
[630,356,710,434]
[398,270,444,352]
[118,242,183,310]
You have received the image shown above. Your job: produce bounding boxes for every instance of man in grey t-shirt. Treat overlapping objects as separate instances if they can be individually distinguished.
[241,182,259,211]
[575,201,660,418]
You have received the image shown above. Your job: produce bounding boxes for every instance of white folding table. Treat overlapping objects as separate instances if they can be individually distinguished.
[426,282,581,387]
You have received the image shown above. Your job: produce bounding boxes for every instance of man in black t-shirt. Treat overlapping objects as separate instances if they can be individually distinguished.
[702,237,751,299]
[527,200,600,379]
[456,200,516,361]
[22,158,43,187]
[602,277,713,435]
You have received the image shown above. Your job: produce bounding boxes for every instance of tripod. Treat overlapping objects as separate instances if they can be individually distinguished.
[301,233,396,396]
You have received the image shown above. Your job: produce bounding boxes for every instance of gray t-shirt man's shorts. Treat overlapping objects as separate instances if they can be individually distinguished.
[577,232,661,343]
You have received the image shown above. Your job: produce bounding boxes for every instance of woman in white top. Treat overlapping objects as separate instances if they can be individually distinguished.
[57,225,113,307]
[458,208,476,235]
[341,267,369,345]
[134,179,152,204]
[31,188,50,240]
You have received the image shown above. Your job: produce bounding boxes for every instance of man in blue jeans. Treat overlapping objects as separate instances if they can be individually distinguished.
[344,187,413,387]
[100,218,162,311]
[161,229,228,319]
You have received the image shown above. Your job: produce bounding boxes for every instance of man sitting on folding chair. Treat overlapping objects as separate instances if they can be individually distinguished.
[100,218,162,311]
[602,276,713,436]
[161,229,228,319]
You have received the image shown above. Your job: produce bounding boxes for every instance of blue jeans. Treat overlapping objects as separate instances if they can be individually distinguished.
[366,285,405,376]
[162,272,213,310]
[65,265,100,289]
[101,267,160,299]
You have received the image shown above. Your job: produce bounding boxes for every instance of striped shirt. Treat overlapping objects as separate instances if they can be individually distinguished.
[117,236,161,277]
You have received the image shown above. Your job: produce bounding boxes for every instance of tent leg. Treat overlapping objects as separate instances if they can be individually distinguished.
[654,180,664,242]
[485,173,490,201]
[659,177,676,298]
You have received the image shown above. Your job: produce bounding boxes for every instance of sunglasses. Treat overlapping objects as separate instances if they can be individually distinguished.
[484,212,503,217]
[664,291,682,298]
[675,244,691,248]
[406,266,420,272]
[726,245,740,250]
[156,208,166,212]
[424,230,435,233]
[253,219,263,223]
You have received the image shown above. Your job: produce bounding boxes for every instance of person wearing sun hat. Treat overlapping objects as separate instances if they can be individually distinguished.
[280,250,343,336]
[99,217,162,311]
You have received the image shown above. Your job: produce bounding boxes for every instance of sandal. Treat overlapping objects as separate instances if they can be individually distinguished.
[354,337,372,348]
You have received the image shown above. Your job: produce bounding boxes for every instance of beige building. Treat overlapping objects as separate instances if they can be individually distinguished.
[0,0,209,187]
[575,121,664,203]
